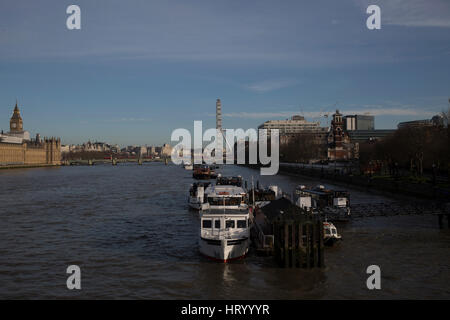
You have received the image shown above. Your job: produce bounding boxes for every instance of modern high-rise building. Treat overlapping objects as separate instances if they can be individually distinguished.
[258,116,329,157]
[258,115,327,135]
[344,114,374,131]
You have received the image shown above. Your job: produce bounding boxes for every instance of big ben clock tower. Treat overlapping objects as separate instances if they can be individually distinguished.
[10,101,23,133]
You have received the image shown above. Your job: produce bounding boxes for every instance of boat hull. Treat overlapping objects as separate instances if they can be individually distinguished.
[199,237,249,262]
[324,237,341,246]
[193,173,212,180]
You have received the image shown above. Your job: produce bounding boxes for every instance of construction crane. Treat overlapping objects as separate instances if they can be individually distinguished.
[323,112,330,127]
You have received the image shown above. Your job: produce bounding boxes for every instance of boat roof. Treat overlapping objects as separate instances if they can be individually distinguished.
[301,189,330,196]
[300,188,348,196]
[216,176,243,186]
[205,184,246,196]
[259,197,307,221]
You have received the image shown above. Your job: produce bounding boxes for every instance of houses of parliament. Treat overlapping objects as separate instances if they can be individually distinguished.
[0,102,61,167]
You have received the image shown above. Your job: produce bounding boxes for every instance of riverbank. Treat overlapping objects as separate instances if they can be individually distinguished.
[241,163,449,203]
[61,158,166,166]
[0,164,60,170]
[279,163,450,202]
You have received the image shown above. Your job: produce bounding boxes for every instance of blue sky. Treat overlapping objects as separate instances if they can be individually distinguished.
[0,0,449,146]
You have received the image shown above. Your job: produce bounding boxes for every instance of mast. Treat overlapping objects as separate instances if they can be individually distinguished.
[251,176,255,209]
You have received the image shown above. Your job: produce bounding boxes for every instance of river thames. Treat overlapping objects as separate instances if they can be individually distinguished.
[0,163,449,299]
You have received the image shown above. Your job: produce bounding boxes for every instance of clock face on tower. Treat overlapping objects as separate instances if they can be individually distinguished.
[12,123,16,128]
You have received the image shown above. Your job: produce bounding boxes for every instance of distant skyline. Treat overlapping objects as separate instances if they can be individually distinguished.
[1,0,449,146]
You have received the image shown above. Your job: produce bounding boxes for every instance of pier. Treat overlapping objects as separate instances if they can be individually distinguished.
[278,162,450,202]
[252,198,324,268]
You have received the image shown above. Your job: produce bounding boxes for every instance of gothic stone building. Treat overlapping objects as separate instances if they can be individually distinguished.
[0,102,61,166]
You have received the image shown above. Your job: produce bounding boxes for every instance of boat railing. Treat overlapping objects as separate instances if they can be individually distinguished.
[202,228,249,240]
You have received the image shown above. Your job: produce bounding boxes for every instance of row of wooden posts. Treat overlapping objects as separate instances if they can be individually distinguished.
[273,213,324,268]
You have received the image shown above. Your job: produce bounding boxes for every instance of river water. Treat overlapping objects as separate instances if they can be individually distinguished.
[0,163,449,299]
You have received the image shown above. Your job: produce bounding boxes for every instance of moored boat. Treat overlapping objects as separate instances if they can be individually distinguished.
[294,184,351,220]
[193,164,217,179]
[183,162,193,170]
[188,176,248,211]
[248,185,282,208]
[323,221,342,246]
[188,182,211,210]
[199,208,251,262]
[204,183,248,210]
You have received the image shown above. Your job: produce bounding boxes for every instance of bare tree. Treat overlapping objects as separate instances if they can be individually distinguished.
[441,104,450,127]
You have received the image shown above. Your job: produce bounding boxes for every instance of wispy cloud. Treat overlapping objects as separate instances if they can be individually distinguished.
[224,111,297,119]
[223,107,437,119]
[244,79,300,93]
[80,118,151,124]
[103,118,151,123]
[342,108,436,117]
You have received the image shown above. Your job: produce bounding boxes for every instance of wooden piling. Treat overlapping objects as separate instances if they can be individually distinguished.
[438,214,443,229]
[273,210,324,268]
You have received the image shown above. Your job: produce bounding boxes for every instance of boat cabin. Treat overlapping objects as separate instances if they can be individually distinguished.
[200,209,251,240]
[216,175,243,187]
[295,185,350,209]
[205,184,248,209]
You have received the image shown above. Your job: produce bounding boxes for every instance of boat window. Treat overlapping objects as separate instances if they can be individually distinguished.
[225,220,235,228]
[325,229,331,234]
[237,220,246,228]
[214,220,221,229]
[208,197,241,206]
[332,229,337,234]
[202,220,212,229]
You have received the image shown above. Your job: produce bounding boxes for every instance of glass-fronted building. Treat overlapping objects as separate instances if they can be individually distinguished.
[344,115,375,131]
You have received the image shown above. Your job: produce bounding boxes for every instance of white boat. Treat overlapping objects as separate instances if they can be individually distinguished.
[188,182,211,210]
[323,221,342,246]
[188,176,248,211]
[249,185,282,208]
[199,209,251,262]
[204,184,248,210]
[183,162,193,170]
[294,184,351,219]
